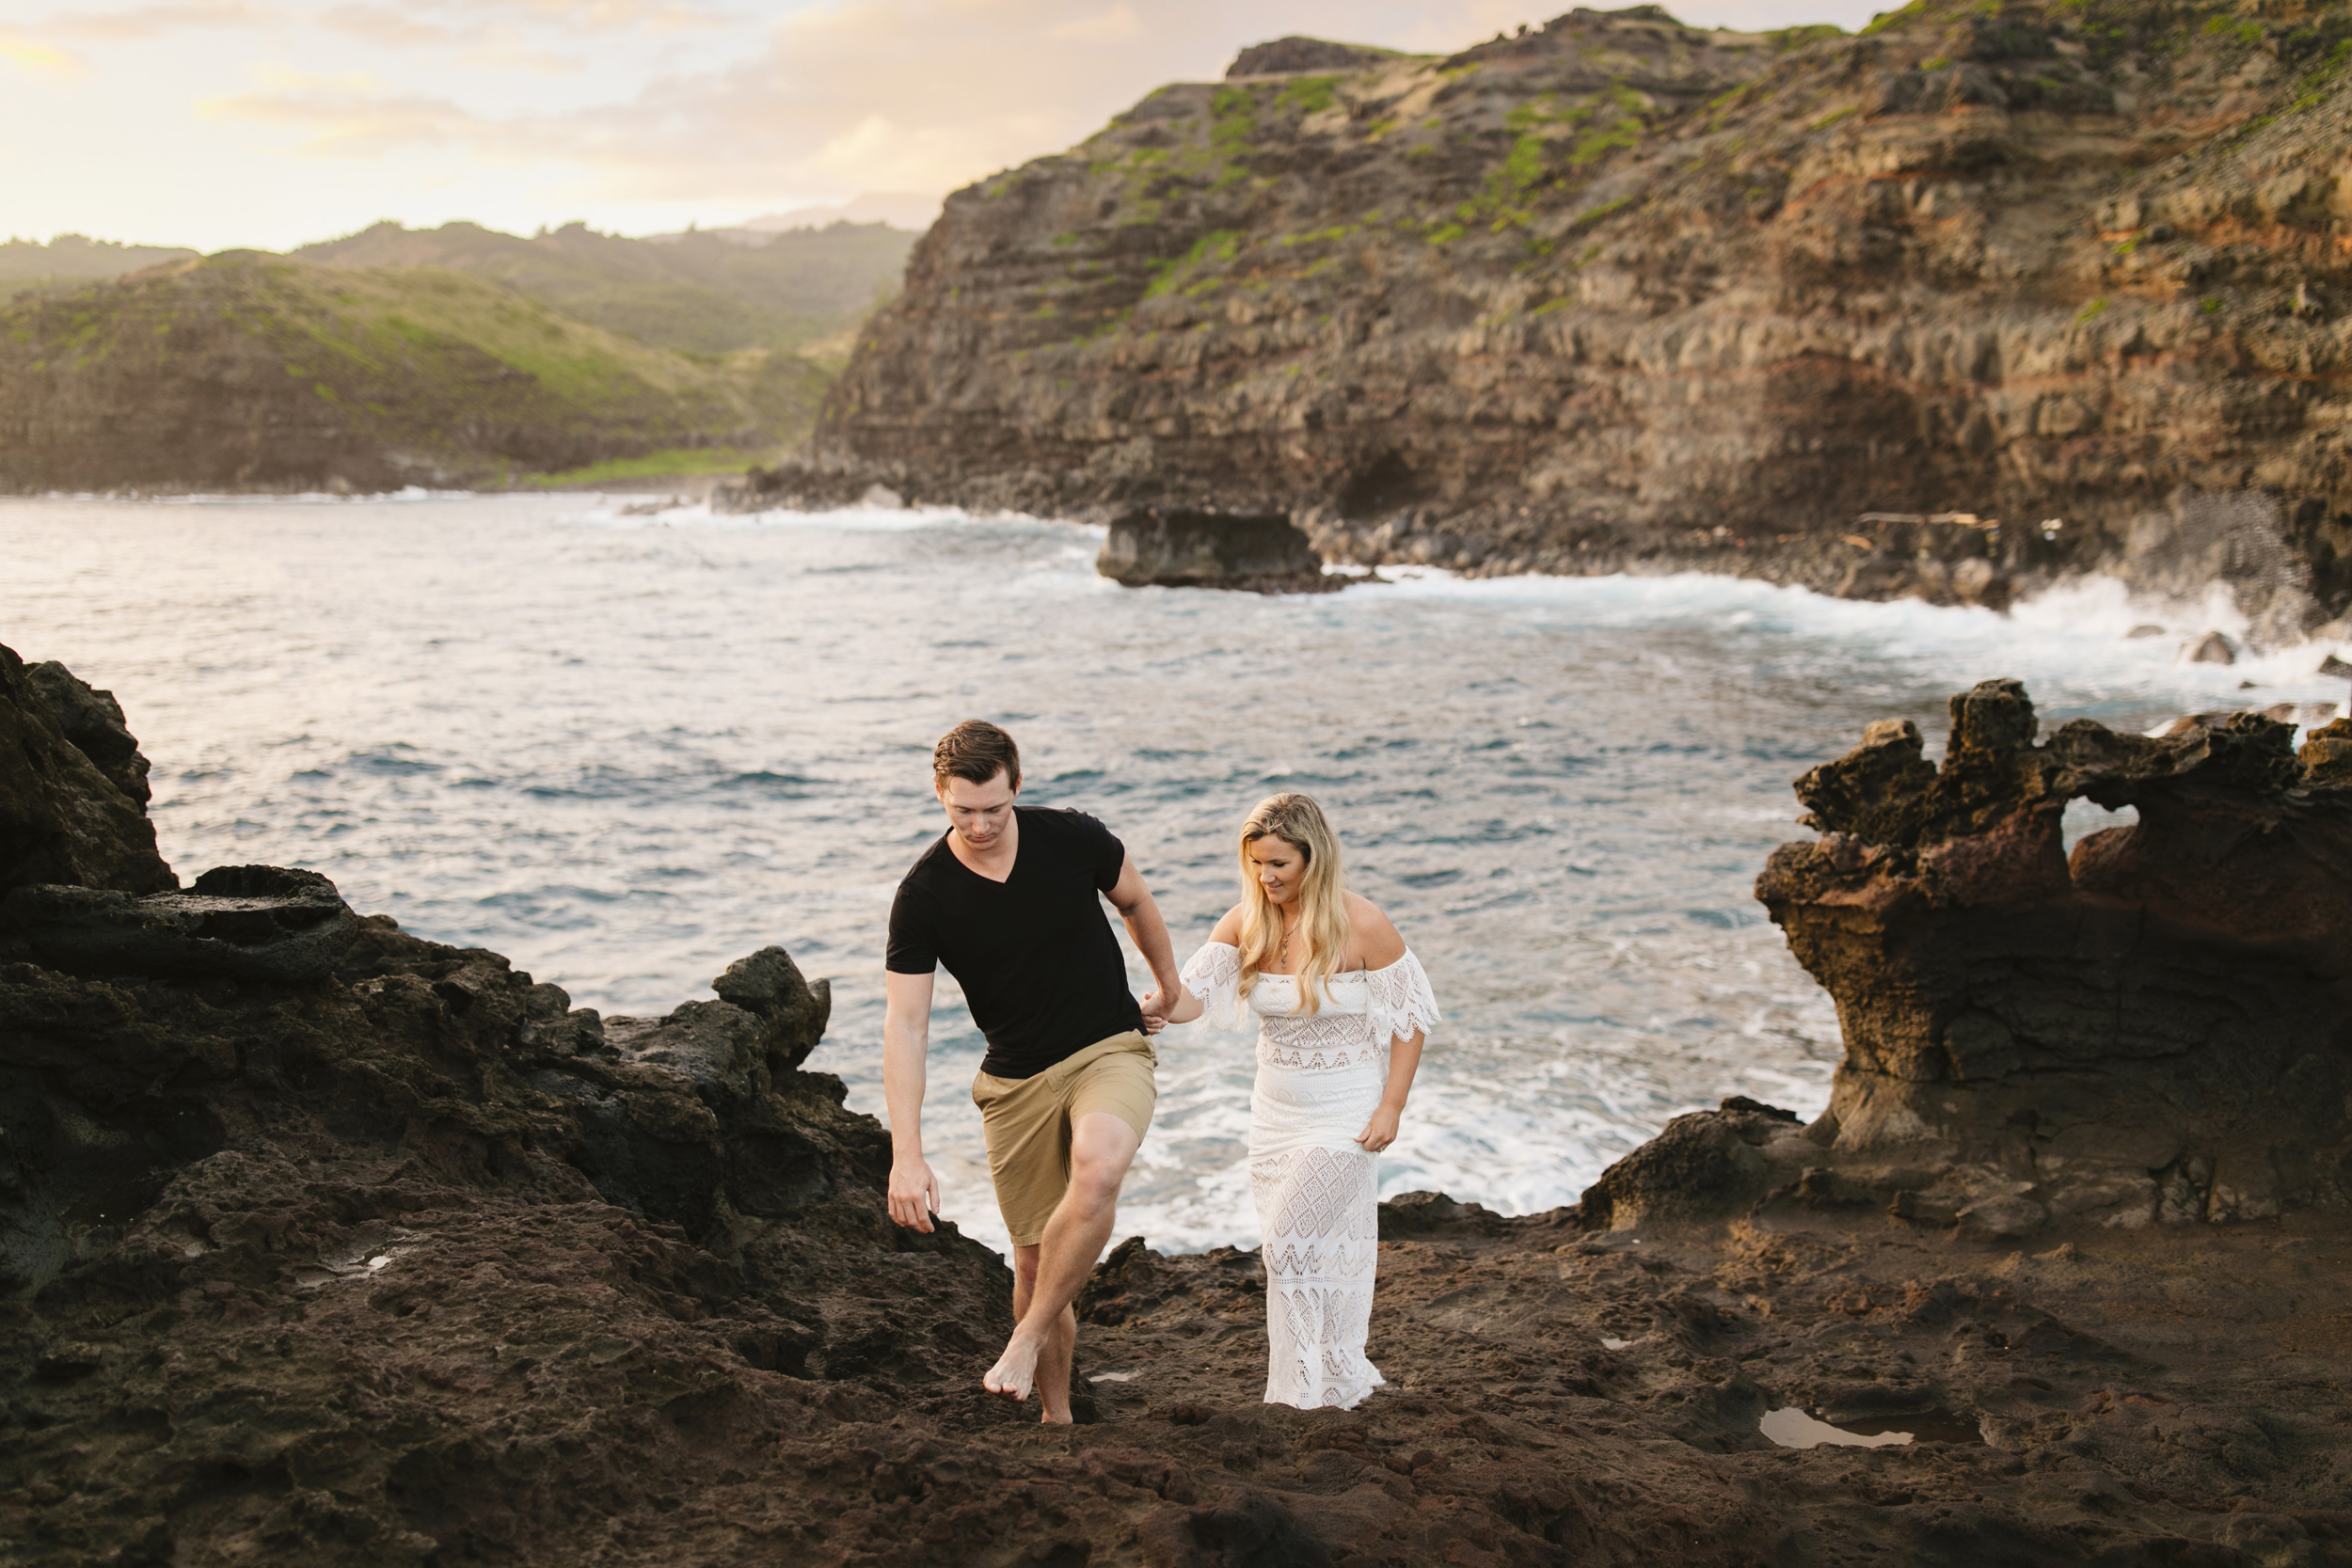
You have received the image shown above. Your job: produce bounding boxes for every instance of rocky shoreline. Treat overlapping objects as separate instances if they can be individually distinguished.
[8,645,2352,1565]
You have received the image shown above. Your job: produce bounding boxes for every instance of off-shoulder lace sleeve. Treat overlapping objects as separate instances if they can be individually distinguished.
[1179,942,1246,1029]
[1364,949,1440,1047]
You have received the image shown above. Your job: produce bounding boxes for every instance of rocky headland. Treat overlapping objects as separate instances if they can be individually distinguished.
[740,0,2352,642]
[8,648,2352,1566]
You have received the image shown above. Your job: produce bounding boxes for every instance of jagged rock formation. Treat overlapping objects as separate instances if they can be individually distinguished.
[1731,679,2352,1240]
[1094,505,1332,590]
[775,0,2352,636]
[0,647,172,898]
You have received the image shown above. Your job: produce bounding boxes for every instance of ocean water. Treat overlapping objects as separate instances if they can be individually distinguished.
[6,492,2343,1259]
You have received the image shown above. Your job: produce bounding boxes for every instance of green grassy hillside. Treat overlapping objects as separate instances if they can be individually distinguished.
[294,220,917,356]
[0,251,830,492]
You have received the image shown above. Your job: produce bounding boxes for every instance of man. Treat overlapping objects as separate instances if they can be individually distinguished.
[882,719,1184,1422]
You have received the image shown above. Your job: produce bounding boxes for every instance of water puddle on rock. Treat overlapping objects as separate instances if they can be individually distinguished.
[1759,1407,1985,1449]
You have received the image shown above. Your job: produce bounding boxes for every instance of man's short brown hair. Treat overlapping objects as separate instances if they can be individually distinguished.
[934,720,1021,789]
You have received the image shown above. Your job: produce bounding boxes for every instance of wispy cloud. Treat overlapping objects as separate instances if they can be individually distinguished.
[317,6,463,48]
[183,0,1906,216]
[395,0,737,34]
[209,0,1471,204]
[40,3,274,40]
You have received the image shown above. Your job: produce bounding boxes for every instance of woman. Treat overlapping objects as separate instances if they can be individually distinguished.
[1163,792,1439,1410]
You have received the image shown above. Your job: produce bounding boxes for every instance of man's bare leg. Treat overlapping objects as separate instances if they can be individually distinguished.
[984,1112,1140,1416]
[1009,1244,1078,1423]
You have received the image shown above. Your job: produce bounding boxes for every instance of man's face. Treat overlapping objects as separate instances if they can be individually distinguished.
[938,768,1019,850]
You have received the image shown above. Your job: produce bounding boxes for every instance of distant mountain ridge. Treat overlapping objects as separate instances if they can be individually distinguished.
[0,217,922,492]
[0,253,830,492]
[294,220,916,356]
[0,235,199,293]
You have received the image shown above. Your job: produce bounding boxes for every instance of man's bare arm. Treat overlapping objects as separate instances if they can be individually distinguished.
[882,969,942,1232]
[1107,851,1194,1024]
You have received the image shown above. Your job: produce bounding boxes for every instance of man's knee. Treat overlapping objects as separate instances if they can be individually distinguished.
[1064,1161,1122,1211]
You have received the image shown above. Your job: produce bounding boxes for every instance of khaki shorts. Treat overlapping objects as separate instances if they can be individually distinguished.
[972,1031,1156,1248]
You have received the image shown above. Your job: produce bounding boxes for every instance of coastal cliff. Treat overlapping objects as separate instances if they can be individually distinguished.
[769,0,2352,639]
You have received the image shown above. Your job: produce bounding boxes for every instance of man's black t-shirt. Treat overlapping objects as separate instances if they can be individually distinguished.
[886,806,1144,1080]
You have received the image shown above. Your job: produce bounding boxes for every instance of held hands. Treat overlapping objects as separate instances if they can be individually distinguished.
[1355,1102,1405,1153]
[1139,983,1201,1035]
[887,1154,941,1233]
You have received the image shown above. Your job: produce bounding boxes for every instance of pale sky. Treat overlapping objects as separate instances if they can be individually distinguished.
[1,0,1889,253]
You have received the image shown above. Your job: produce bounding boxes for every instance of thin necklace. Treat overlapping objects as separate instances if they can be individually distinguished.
[1278,911,1298,958]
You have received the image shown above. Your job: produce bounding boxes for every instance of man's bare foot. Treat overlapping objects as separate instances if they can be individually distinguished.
[1040,1408,1073,1426]
[983,1335,1041,1402]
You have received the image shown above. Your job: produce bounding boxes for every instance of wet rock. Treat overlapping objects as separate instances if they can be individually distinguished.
[1096,506,1332,593]
[2187,630,2239,665]
[1754,679,2352,1234]
[0,644,173,897]
[2,864,359,984]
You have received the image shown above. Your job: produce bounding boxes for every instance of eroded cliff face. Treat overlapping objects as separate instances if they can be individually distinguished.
[790,0,2352,635]
[1752,680,2352,1238]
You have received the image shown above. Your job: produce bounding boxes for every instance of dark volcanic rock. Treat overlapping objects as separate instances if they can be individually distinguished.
[1096,505,1332,591]
[24,661,152,806]
[790,0,2352,633]
[1752,679,2352,1236]
[1577,1097,1805,1232]
[711,943,833,1070]
[2,864,359,985]
[0,644,172,898]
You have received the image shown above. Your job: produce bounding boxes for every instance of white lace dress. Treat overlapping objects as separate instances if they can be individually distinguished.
[1177,942,1441,1410]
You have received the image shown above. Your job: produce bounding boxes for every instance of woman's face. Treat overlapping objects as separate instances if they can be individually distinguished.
[1248,836,1308,907]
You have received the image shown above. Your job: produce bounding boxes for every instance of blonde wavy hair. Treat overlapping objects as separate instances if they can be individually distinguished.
[1235,792,1351,1015]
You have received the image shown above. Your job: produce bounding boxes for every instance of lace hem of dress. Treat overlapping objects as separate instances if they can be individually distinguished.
[1361,949,1441,1050]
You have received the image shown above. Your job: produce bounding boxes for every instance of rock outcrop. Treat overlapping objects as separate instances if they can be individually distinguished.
[1722,679,2352,1241]
[774,0,2352,636]
[0,645,172,899]
[2,865,359,986]
[1095,505,1332,590]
